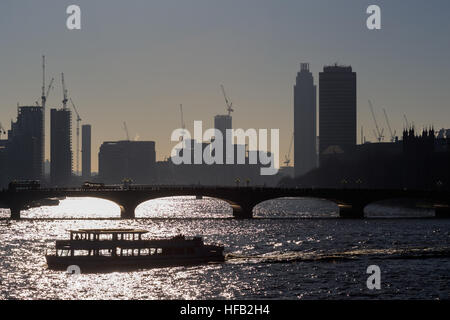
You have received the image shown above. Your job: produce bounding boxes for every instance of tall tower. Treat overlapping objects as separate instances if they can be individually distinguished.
[214,115,232,139]
[294,63,317,177]
[50,108,72,186]
[82,124,91,179]
[319,64,356,163]
[214,114,232,163]
[7,106,44,181]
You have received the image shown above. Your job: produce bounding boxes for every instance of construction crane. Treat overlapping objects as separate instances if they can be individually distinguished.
[46,78,54,101]
[403,114,410,129]
[368,100,384,142]
[61,73,68,109]
[41,56,45,106]
[40,59,54,117]
[361,126,364,144]
[40,56,54,173]
[180,104,186,130]
[283,132,294,167]
[221,85,234,116]
[179,104,186,140]
[383,108,396,142]
[123,122,130,141]
[70,98,82,175]
[41,56,51,110]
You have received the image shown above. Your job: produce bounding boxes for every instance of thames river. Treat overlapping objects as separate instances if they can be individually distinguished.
[0,197,449,299]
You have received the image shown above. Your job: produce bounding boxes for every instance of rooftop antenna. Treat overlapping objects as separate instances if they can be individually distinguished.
[221,85,234,116]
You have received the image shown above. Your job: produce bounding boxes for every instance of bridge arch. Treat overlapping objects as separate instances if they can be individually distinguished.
[253,197,339,218]
[134,196,234,218]
[23,196,122,219]
[364,197,436,218]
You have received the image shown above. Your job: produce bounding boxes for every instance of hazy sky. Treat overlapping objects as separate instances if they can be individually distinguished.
[1,0,450,172]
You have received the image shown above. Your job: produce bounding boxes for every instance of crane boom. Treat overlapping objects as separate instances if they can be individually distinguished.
[368,100,384,142]
[46,78,54,100]
[123,122,130,141]
[404,114,410,128]
[41,55,46,107]
[221,85,234,116]
[283,132,294,166]
[383,108,396,142]
[179,104,185,130]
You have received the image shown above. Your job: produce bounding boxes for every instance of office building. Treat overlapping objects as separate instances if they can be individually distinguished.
[7,106,44,181]
[214,115,232,138]
[294,63,317,177]
[319,64,356,163]
[50,108,72,186]
[214,115,232,163]
[98,140,156,184]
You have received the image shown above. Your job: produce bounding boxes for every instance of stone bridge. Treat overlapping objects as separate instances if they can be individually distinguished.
[0,186,449,219]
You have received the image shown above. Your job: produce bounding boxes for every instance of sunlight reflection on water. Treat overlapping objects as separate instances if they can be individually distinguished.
[0,197,447,300]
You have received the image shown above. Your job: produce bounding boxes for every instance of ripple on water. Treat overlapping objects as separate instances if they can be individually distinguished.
[0,197,448,299]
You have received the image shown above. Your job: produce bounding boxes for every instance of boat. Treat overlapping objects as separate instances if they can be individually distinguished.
[45,229,225,271]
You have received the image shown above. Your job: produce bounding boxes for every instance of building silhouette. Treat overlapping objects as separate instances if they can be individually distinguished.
[0,140,7,188]
[7,106,44,181]
[214,114,232,164]
[82,124,91,179]
[294,63,317,177]
[50,108,72,186]
[214,115,232,138]
[319,65,356,164]
[98,140,156,184]
[403,128,435,189]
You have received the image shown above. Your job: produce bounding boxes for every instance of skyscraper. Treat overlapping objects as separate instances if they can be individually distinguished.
[214,114,232,163]
[294,63,317,177]
[214,115,232,140]
[50,108,72,186]
[319,64,357,163]
[7,106,44,181]
[82,124,91,179]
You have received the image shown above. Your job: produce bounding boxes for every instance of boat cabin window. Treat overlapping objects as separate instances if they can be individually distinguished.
[69,229,147,242]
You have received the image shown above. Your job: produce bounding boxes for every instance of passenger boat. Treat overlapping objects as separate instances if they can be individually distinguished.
[45,229,225,271]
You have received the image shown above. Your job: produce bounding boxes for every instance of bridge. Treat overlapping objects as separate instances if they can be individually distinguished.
[0,186,449,219]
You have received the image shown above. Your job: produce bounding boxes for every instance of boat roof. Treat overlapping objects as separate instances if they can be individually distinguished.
[68,229,148,234]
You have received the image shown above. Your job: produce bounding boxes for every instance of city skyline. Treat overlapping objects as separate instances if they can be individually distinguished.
[1,1,450,172]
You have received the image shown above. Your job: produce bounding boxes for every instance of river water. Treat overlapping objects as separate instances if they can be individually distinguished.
[0,197,448,299]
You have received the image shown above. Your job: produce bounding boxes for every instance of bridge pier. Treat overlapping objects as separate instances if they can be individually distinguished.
[338,203,365,219]
[231,203,253,219]
[119,201,139,219]
[10,205,22,220]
